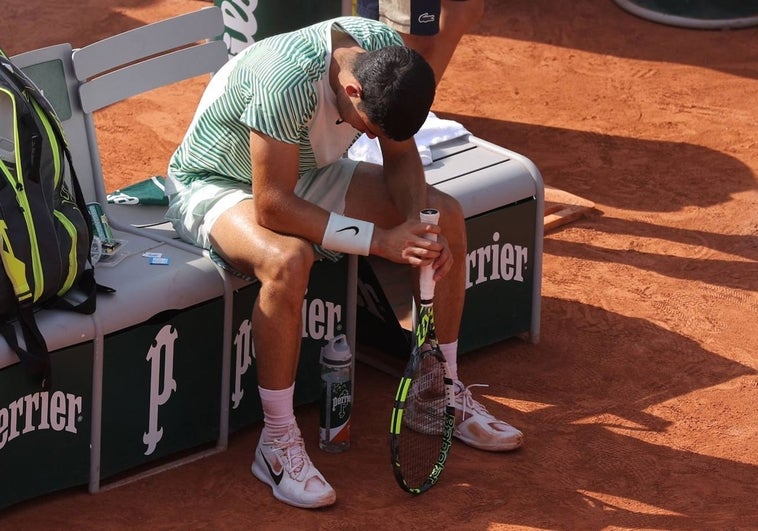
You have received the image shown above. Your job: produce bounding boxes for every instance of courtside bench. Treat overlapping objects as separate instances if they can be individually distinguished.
[0,7,352,510]
[0,7,542,510]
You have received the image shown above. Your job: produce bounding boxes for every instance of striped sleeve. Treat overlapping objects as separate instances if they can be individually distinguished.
[234,46,318,144]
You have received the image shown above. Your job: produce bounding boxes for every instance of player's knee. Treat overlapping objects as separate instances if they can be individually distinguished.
[261,239,314,291]
[431,189,464,225]
[430,190,467,249]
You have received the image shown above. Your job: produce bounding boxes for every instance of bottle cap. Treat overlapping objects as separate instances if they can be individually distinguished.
[320,334,351,366]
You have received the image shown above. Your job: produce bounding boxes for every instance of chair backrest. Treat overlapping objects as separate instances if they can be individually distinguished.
[72,7,227,113]
[69,6,228,227]
[9,7,228,217]
[10,43,100,203]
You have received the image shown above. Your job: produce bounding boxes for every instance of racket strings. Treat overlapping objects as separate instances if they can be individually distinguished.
[405,353,447,433]
[398,352,449,488]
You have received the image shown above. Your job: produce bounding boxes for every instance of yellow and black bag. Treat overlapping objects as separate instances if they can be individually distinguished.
[0,48,96,389]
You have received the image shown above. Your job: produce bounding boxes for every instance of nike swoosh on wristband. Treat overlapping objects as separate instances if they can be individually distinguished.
[336,225,360,236]
[260,450,284,485]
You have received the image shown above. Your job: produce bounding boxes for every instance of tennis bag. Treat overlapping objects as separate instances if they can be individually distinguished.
[0,48,96,389]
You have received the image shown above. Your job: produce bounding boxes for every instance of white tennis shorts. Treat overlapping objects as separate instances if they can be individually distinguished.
[165,158,360,251]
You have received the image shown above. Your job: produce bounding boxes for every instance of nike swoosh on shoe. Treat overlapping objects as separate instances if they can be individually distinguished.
[260,449,284,485]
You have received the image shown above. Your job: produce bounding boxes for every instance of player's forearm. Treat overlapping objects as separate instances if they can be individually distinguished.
[255,192,331,245]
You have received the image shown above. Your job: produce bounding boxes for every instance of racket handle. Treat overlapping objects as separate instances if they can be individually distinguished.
[419,208,439,301]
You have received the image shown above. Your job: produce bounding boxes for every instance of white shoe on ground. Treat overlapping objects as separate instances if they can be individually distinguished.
[453,381,524,452]
[251,424,336,509]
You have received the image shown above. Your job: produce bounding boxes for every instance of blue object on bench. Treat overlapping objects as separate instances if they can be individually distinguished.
[2,7,358,508]
[1,6,543,510]
[5,30,229,501]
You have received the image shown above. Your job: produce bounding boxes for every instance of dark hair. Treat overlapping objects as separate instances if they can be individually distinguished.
[353,46,435,141]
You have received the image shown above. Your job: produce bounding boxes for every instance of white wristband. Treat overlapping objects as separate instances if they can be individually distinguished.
[321,213,374,256]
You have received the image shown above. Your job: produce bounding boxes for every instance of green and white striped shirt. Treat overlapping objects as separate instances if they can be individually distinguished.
[168,16,403,188]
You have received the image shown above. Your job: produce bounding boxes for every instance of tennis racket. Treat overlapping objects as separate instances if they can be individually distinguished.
[390,208,455,494]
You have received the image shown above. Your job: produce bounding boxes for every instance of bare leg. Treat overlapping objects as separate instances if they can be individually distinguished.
[209,199,316,390]
[212,200,338,508]
[424,189,467,343]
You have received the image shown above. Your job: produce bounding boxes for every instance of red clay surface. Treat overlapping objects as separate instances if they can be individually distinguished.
[3,0,757,529]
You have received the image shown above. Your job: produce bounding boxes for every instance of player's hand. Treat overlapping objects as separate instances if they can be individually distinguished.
[425,232,453,282]
[371,220,452,281]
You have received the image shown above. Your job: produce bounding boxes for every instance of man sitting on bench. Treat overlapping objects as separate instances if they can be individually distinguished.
[165,15,523,509]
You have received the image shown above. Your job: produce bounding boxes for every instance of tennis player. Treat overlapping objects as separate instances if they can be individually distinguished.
[166,15,522,509]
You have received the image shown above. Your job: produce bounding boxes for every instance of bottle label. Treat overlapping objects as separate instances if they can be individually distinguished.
[320,379,352,444]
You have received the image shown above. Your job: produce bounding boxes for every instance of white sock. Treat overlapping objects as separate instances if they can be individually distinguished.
[259,383,296,440]
[439,340,459,382]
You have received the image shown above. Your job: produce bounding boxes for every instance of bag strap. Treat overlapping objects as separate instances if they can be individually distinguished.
[0,310,52,390]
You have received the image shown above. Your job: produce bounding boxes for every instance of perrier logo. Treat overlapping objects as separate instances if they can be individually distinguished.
[331,384,351,421]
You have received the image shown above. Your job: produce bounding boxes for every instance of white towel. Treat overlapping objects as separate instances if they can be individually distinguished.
[347,112,470,166]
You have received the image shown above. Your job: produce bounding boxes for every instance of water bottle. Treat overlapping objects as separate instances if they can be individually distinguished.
[319,334,352,452]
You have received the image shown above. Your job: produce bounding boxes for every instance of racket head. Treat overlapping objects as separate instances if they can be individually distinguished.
[390,329,455,494]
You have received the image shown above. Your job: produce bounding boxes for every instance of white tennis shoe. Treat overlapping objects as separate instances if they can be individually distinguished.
[453,381,524,452]
[252,424,336,509]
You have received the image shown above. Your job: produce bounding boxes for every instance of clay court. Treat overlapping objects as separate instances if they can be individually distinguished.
[2,0,757,529]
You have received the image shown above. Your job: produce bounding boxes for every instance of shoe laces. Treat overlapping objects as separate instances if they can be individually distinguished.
[271,428,311,481]
[455,382,494,422]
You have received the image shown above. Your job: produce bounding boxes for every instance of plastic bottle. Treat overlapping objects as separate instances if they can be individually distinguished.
[319,334,352,452]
